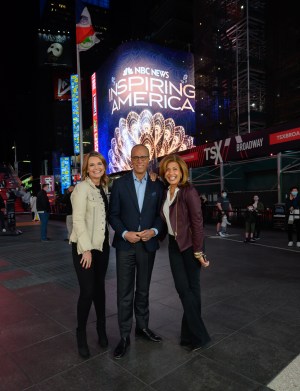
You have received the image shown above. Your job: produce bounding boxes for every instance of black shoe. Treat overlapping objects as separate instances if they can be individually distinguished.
[135,328,162,342]
[114,337,130,359]
[97,323,108,348]
[180,339,191,347]
[76,328,90,358]
[191,344,203,352]
[191,339,211,352]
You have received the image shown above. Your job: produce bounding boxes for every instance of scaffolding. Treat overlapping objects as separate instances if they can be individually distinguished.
[194,0,266,141]
[224,0,266,135]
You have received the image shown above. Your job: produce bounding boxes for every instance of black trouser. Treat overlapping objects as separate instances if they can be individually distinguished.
[116,241,156,338]
[168,235,210,346]
[72,237,109,330]
[287,219,300,242]
[0,210,5,229]
[254,214,262,238]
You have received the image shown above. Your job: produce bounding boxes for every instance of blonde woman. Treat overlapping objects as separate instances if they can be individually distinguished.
[159,154,211,351]
[70,151,110,358]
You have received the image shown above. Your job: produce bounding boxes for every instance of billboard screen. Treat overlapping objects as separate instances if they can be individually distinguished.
[71,75,80,155]
[95,41,196,173]
[60,157,71,193]
[38,33,73,68]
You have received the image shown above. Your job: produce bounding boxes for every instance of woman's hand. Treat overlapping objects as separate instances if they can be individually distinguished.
[194,252,210,268]
[80,250,92,269]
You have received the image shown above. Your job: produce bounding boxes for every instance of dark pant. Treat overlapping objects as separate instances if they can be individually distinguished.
[38,212,49,240]
[254,215,262,238]
[0,210,5,229]
[168,235,210,346]
[287,219,300,242]
[116,241,156,338]
[72,238,110,330]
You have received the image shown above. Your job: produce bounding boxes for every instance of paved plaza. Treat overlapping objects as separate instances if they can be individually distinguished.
[0,215,299,391]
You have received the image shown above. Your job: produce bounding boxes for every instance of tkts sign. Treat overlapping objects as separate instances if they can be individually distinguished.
[177,125,300,168]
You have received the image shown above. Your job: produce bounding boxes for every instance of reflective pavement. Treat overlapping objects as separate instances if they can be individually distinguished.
[0,215,299,390]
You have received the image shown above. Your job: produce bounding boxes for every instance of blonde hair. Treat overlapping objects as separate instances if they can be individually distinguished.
[82,151,109,186]
[159,154,189,186]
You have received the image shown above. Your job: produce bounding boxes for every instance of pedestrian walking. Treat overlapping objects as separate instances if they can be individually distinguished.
[36,184,51,241]
[30,193,39,221]
[244,203,257,243]
[216,190,233,237]
[252,194,264,239]
[285,186,300,247]
[0,193,6,232]
[220,211,231,236]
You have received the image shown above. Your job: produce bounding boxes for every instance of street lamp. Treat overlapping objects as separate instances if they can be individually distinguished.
[12,142,18,176]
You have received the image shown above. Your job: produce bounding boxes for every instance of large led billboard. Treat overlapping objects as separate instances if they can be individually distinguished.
[94,41,195,173]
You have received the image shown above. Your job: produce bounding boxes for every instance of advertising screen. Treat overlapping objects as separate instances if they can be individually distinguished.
[60,157,71,193]
[38,33,73,68]
[71,75,80,155]
[95,41,196,173]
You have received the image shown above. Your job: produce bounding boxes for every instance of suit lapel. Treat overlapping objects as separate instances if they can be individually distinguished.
[141,177,152,213]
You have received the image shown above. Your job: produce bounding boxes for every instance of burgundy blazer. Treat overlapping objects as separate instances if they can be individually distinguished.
[160,184,204,252]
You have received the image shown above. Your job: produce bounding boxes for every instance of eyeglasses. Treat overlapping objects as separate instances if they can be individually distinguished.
[131,155,149,162]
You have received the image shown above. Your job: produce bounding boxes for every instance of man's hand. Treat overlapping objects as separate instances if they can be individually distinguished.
[138,229,155,242]
[125,231,141,243]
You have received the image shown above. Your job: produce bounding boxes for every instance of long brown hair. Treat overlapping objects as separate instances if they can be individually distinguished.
[82,151,109,187]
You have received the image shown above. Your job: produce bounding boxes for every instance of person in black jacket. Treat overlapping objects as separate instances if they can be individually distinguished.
[36,184,51,241]
[244,203,257,243]
[108,144,165,359]
[0,194,6,232]
[285,186,300,247]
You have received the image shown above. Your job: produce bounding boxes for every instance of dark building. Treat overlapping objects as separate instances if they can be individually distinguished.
[2,0,300,181]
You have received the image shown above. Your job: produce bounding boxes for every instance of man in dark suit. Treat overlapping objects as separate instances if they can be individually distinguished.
[109,144,165,359]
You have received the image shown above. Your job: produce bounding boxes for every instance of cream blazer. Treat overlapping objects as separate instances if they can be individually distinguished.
[69,177,108,254]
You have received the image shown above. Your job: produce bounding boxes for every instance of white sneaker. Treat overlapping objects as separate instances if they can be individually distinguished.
[2,228,6,232]
[288,241,293,247]
[219,232,226,237]
[297,242,300,247]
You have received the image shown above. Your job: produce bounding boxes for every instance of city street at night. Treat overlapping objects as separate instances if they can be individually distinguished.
[0,215,299,390]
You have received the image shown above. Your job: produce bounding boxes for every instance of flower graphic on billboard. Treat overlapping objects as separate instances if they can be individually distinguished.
[108,110,195,172]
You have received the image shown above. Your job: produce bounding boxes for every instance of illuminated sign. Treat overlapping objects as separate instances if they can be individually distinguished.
[71,74,80,154]
[269,127,300,145]
[91,73,99,151]
[40,175,55,204]
[95,41,196,173]
[60,157,71,193]
[38,33,73,67]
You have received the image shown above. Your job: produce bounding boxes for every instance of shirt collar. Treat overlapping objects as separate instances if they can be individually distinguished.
[133,171,148,182]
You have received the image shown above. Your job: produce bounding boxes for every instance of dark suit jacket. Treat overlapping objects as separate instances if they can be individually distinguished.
[108,172,165,252]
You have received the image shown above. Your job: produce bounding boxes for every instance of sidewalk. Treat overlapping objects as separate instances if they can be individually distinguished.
[0,215,299,391]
